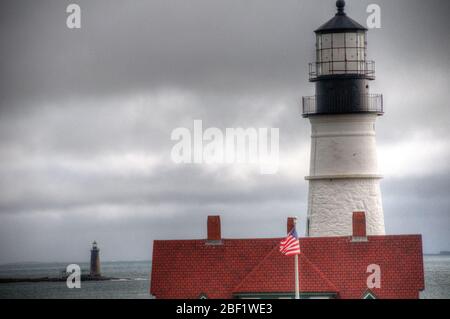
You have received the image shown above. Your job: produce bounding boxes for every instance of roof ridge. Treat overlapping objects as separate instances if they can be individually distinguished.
[233,239,339,294]
[232,240,281,292]
[153,238,283,243]
[299,253,339,292]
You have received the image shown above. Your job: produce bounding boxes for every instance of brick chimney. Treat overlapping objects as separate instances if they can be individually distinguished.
[207,216,222,243]
[287,217,296,234]
[352,212,368,242]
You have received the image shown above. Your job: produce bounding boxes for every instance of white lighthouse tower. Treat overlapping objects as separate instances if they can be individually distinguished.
[302,1,385,237]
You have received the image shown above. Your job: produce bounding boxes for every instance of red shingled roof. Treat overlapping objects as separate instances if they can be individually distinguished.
[233,245,338,295]
[150,235,424,299]
[151,238,278,299]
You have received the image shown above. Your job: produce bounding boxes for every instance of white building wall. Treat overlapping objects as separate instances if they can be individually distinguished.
[306,114,385,237]
[307,178,385,237]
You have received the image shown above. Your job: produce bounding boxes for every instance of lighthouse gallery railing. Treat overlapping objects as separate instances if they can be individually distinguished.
[302,94,384,117]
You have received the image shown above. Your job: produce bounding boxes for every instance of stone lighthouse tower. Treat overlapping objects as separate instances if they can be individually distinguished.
[90,241,101,277]
[302,1,385,237]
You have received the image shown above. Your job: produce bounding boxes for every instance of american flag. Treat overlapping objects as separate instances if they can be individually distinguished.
[280,228,301,256]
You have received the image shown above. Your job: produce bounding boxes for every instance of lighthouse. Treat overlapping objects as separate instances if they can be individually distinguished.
[90,241,101,277]
[302,1,385,237]
[150,1,426,299]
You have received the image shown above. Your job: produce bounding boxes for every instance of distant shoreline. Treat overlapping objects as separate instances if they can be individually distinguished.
[425,252,450,256]
[2,256,450,266]
[0,260,151,267]
[0,275,122,284]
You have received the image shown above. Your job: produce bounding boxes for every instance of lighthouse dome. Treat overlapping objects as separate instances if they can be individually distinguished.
[315,0,367,33]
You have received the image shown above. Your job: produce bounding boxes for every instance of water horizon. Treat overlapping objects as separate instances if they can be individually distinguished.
[0,256,449,299]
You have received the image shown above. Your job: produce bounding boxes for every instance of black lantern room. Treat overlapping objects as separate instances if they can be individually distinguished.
[302,0,383,117]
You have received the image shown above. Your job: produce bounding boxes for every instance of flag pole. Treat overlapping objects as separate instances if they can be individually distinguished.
[294,217,300,300]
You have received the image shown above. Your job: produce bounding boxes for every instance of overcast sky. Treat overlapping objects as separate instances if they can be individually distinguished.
[0,0,449,264]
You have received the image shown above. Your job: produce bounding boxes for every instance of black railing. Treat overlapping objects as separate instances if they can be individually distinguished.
[309,60,376,81]
[302,94,384,117]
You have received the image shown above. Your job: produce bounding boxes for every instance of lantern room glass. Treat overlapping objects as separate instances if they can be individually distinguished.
[316,31,366,76]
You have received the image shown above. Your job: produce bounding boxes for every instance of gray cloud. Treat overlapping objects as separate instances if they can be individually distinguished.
[0,0,449,263]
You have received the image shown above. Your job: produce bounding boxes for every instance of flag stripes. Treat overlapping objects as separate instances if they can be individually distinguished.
[280,229,301,256]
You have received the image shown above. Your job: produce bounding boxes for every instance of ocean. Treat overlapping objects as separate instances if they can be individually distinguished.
[0,261,152,299]
[0,256,449,299]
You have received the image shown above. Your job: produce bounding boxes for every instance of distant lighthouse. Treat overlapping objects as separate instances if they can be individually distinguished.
[302,1,385,237]
[90,241,101,277]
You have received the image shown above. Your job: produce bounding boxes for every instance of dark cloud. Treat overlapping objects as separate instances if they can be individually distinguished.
[0,0,449,263]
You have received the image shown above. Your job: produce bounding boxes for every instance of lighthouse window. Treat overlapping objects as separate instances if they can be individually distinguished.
[322,34,332,49]
[346,33,357,47]
[347,61,357,72]
[357,48,365,61]
[321,62,330,75]
[333,48,345,61]
[347,48,357,60]
[333,61,346,74]
[332,33,345,47]
[358,33,366,47]
[316,31,367,76]
[322,49,331,62]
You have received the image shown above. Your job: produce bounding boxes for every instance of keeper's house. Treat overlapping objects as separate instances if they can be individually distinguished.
[150,215,424,299]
